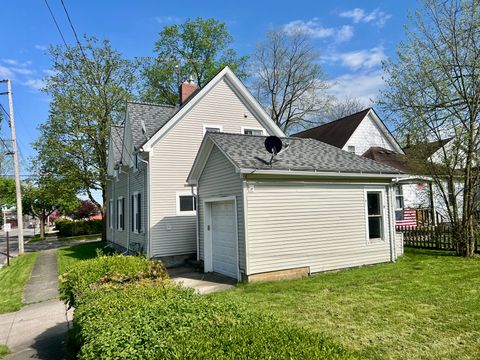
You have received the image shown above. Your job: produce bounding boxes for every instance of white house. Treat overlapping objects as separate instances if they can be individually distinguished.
[187,132,406,281]
[105,67,284,264]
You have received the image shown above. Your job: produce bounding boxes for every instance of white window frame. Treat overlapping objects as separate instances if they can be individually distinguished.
[364,188,387,243]
[241,126,265,136]
[133,154,139,172]
[132,191,142,233]
[347,145,356,154]
[114,169,119,182]
[117,196,124,231]
[109,199,114,229]
[203,124,223,135]
[176,191,197,216]
[395,185,404,210]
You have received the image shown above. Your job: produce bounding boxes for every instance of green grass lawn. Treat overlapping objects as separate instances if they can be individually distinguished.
[0,253,39,314]
[212,249,480,360]
[57,242,112,275]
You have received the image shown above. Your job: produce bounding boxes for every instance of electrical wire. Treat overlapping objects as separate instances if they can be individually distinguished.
[43,0,69,48]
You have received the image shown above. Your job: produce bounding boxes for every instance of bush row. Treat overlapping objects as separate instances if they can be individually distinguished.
[55,219,102,237]
[62,255,349,359]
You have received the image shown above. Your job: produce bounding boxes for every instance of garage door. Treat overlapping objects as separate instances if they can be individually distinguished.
[211,200,237,279]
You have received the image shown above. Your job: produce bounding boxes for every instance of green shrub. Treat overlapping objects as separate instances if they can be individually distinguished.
[73,284,350,360]
[55,219,102,237]
[59,254,167,308]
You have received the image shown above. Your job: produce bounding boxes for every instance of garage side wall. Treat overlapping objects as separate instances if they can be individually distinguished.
[198,146,246,271]
[245,181,393,275]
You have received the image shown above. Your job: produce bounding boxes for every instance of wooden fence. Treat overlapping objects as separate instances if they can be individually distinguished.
[396,225,480,252]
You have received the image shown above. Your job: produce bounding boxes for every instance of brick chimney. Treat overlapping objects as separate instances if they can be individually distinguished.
[179,76,198,105]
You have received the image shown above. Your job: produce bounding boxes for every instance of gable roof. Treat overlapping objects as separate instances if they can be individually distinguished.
[362,146,411,173]
[292,108,370,147]
[292,108,404,154]
[141,66,285,151]
[127,101,178,150]
[188,133,405,184]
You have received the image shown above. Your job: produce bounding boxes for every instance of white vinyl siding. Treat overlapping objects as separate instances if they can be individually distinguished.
[129,161,147,254]
[245,181,393,275]
[198,146,246,271]
[109,171,128,249]
[149,78,269,258]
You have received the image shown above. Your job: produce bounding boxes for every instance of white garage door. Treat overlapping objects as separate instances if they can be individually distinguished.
[211,200,237,279]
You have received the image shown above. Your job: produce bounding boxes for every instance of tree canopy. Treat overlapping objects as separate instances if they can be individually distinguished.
[141,17,248,105]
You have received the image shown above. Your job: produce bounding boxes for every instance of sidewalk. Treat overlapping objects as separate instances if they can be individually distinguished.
[0,250,72,360]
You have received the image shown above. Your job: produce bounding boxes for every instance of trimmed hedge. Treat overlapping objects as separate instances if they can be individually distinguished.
[55,219,102,237]
[59,254,167,308]
[73,284,350,360]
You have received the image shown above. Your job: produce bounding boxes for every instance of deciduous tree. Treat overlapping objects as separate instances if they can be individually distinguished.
[141,17,247,104]
[380,0,480,256]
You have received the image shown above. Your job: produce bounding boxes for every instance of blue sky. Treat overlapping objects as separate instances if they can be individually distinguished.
[0,0,419,172]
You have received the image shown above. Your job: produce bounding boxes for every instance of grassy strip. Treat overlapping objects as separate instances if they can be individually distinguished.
[0,253,39,314]
[0,345,10,358]
[212,249,480,359]
[57,242,113,275]
[29,233,101,244]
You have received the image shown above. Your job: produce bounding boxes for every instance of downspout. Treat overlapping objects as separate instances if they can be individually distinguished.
[192,184,200,261]
[388,183,397,262]
[137,153,150,258]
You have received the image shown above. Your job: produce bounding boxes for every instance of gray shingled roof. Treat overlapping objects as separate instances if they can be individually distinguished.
[208,132,403,175]
[127,101,178,150]
[110,125,124,165]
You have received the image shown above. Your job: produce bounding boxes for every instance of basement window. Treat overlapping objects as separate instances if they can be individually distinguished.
[366,191,384,241]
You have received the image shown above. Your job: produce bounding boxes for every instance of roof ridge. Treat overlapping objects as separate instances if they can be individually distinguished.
[127,100,177,108]
[294,107,371,135]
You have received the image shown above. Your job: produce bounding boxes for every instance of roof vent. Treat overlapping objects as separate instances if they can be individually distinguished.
[141,119,147,135]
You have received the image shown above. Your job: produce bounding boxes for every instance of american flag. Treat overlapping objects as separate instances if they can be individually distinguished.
[396,209,417,227]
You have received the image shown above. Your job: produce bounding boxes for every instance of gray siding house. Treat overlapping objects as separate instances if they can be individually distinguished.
[105,67,284,262]
[188,133,407,281]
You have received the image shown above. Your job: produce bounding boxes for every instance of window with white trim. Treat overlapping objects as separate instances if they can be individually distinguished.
[134,154,139,171]
[108,200,114,229]
[366,191,383,240]
[243,128,264,135]
[177,192,197,215]
[131,192,142,233]
[395,185,404,221]
[117,197,125,231]
[347,145,356,154]
[203,124,223,135]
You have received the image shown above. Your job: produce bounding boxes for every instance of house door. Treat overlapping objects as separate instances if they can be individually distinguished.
[210,200,238,279]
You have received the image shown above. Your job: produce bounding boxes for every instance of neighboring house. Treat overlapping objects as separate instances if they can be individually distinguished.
[105,67,284,263]
[187,132,406,281]
[292,108,456,226]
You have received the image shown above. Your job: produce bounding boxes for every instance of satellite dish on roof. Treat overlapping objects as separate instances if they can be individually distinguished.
[265,136,283,155]
[264,136,283,166]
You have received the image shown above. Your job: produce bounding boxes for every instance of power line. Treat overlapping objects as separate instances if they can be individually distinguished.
[43,0,69,48]
[60,0,91,67]
[0,103,10,120]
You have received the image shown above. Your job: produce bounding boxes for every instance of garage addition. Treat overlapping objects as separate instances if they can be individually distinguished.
[187,132,407,282]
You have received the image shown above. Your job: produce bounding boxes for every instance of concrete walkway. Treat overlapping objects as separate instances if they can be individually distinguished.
[0,250,72,360]
[169,267,236,294]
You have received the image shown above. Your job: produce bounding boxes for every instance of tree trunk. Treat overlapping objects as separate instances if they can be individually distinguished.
[40,214,46,238]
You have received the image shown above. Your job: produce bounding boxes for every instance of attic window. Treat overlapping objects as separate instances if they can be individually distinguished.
[203,124,223,135]
[243,128,264,136]
[347,146,356,154]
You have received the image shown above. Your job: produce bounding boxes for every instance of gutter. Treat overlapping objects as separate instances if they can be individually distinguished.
[239,168,408,179]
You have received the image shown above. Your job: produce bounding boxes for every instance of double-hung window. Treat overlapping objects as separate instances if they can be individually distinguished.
[366,191,384,241]
[117,197,125,231]
[131,193,142,233]
[177,192,197,216]
[395,185,404,221]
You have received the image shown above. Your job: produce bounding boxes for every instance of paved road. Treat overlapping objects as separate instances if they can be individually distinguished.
[0,228,37,265]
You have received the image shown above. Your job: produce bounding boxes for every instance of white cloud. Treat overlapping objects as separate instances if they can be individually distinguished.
[0,65,14,79]
[340,8,391,27]
[328,70,386,105]
[35,45,48,51]
[154,16,181,24]
[322,47,387,71]
[2,59,18,66]
[22,78,45,91]
[43,69,57,77]
[283,18,354,42]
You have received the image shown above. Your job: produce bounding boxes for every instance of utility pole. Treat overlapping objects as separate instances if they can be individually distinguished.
[0,80,24,255]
